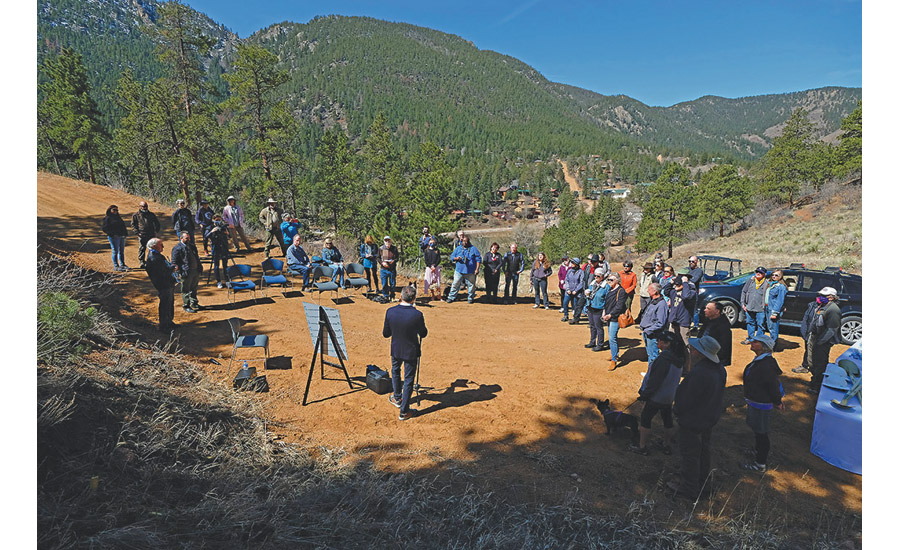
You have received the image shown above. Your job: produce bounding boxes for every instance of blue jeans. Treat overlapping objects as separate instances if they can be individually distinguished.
[391,356,418,414]
[765,307,781,342]
[329,264,345,286]
[562,292,574,316]
[534,278,549,306]
[448,271,476,302]
[746,310,766,340]
[643,333,659,366]
[107,235,125,267]
[288,265,312,288]
[380,269,396,299]
[609,320,621,360]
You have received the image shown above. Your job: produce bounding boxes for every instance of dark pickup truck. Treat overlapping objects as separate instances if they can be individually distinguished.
[696,265,861,345]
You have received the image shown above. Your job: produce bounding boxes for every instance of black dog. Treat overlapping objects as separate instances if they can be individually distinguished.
[596,399,639,445]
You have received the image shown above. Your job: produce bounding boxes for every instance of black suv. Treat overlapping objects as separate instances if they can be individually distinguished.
[696,265,862,345]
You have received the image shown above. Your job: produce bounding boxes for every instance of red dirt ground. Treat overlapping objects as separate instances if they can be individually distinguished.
[37,172,861,538]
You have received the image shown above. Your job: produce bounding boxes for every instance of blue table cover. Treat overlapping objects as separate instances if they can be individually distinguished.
[810,343,862,475]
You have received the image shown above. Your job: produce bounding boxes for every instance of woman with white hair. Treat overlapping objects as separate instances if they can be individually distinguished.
[741,334,784,473]
[602,272,628,371]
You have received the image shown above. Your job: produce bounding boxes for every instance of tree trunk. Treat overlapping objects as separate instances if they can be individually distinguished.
[143,153,154,192]
[88,157,97,184]
[719,220,724,237]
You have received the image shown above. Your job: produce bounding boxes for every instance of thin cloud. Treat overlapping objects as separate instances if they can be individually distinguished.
[499,0,541,25]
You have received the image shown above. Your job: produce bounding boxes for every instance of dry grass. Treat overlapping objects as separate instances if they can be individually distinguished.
[651,184,862,274]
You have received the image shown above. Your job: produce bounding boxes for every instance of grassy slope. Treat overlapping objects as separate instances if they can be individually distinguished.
[648,184,862,274]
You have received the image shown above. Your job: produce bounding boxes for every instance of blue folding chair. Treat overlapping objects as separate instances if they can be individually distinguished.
[228,317,269,369]
[260,258,291,297]
[226,264,257,304]
[310,265,340,303]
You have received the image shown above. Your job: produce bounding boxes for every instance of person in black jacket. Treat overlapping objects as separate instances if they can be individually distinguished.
[205,214,231,289]
[483,243,503,303]
[170,232,203,313]
[101,205,129,271]
[502,242,525,304]
[383,285,428,421]
[699,302,732,367]
[603,272,628,371]
[633,332,683,455]
[668,335,727,500]
[741,334,784,473]
[172,199,195,240]
[195,199,215,255]
[132,201,161,268]
[145,238,176,332]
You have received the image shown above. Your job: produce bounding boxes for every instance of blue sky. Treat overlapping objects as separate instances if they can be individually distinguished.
[184,0,861,107]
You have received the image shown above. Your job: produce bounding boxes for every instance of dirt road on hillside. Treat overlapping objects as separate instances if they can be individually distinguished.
[36,172,860,536]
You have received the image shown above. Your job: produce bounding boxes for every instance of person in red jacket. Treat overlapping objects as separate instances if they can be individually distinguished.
[619,260,637,314]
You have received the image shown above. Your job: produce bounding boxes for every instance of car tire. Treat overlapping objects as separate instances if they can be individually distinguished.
[840,315,862,345]
[719,301,739,326]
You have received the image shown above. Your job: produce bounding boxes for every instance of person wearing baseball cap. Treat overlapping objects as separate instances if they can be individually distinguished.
[669,335,726,500]
[637,262,656,322]
[805,286,842,393]
[741,334,784,473]
[379,236,400,302]
[740,267,770,345]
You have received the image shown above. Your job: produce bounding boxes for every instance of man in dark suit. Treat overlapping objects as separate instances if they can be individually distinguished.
[383,285,428,420]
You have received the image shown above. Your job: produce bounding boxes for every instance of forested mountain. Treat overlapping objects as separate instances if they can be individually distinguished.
[37,0,235,127]
[37,1,860,160]
[558,84,861,158]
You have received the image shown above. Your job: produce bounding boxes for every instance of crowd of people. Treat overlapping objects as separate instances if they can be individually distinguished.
[102,202,847,499]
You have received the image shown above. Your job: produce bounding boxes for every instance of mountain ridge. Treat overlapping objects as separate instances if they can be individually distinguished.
[37,1,861,160]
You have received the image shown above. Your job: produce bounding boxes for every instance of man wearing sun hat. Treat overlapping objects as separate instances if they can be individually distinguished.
[258,198,286,259]
[669,335,727,500]
[223,195,252,252]
[807,286,842,393]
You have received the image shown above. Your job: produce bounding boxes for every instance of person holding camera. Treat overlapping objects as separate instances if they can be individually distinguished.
[418,226,434,255]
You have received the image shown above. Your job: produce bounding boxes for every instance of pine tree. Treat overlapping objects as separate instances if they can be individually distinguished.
[223,43,290,183]
[636,163,694,256]
[834,101,861,180]
[760,108,819,207]
[38,48,106,183]
[113,70,155,192]
[696,165,753,237]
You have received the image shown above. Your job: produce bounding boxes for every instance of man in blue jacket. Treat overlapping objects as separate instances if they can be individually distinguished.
[446,235,482,304]
[383,285,429,421]
[286,234,313,289]
[145,238,177,332]
[640,282,669,365]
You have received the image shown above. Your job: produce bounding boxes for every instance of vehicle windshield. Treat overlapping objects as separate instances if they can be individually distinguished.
[717,272,753,284]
